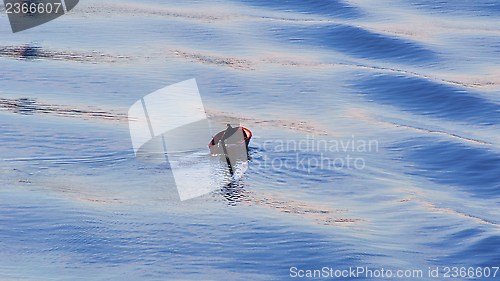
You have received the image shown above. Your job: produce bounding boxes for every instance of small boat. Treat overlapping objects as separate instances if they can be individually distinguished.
[208,124,252,156]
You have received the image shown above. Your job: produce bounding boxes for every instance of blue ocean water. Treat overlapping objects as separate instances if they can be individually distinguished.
[0,0,499,280]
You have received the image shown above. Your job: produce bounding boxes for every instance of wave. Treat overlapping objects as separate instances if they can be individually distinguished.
[215,184,359,226]
[2,44,497,92]
[406,0,500,17]
[0,97,126,121]
[439,234,500,266]
[173,50,254,70]
[73,1,235,21]
[3,153,130,167]
[268,23,439,64]
[354,74,500,125]
[235,0,362,18]
[391,137,500,198]
[0,45,131,63]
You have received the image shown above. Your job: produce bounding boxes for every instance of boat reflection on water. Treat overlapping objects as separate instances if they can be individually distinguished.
[220,180,249,206]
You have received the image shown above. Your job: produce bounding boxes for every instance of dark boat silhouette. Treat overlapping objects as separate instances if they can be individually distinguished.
[208,124,252,156]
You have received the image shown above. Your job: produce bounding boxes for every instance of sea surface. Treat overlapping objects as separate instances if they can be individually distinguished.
[0,0,499,280]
